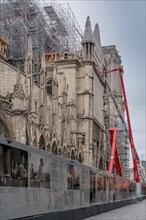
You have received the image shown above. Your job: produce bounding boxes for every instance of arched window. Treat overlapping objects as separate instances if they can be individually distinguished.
[26,129,30,145]
[39,135,45,150]
[75,153,78,161]
[78,153,83,163]
[46,80,53,96]
[64,53,68,59]
[99,157,103,170]
[32,138,37,147]
[71,150,75,160]
[52,141,57,155]
[68,151,71,159]
[63,146,67,158]
[58,148,62,156]
[47,143,51,152]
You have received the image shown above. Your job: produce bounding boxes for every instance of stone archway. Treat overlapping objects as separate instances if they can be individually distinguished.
[39,134,45,150]
[52,141,57,155]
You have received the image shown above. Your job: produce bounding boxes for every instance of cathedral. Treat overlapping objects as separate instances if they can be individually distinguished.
[0,16,128,171]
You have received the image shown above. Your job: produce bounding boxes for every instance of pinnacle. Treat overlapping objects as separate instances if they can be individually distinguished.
[93,23,101,45]
[82,16,94,44]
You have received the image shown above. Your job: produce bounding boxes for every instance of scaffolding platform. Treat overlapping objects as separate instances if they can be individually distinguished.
[0,0,83,73]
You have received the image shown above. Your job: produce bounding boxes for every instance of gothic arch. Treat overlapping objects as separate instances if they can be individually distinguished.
[58,148,62,156]
[47,78,58,97]
[75,151,78,161]
[26,128,30,145]
[78,152,83,163]
[46,133,49,143]
[67,151,71,159]
[46,79,55,96]
[39,134,46,150]
[52,141,57,155]
[63,146,67,157]
[32,130,38,147]
[99,157,103,170]
[0,116,12,139]
[46,143,51,152]
[71,150,75,160]
[32,137,37,147]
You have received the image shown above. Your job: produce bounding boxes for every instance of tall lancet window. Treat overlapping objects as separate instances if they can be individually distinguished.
[39,135,45,150]
[46,79,54,96]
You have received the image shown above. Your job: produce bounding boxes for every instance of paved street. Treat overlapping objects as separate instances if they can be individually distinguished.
[84,200,146,220]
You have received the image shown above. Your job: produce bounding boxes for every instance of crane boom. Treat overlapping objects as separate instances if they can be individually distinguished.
[108,128,122,176]
[119,68,140,182]
[106,68,140,182]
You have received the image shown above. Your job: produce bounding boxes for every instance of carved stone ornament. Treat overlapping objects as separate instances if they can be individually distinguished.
[110,49,116,59]
[27,112,39,125]
[103,93,109,106]
[102,49,110,55]
[0,97,12,110]
[115,55,121,65]
[13,83,26,100]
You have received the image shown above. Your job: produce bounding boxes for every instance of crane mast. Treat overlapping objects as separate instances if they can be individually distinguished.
[108,128,122,177]
[106,68,140,182]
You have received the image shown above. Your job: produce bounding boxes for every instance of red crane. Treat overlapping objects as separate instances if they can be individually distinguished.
[108,128,122,177]
[106,67,140,182]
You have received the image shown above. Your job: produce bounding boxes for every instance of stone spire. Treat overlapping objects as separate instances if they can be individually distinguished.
[41,54,46,73]
[27,35,33,59]
[40,54,46,105]
[82,16,94,61]
[25,34,34,112]
[93,23,105,71]
[93,23,101,45]
[39,54,47,123]
[24,35,33,74]
[82,16,94,44]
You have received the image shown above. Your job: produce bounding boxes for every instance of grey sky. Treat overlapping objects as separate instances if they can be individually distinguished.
[59,0,145,162]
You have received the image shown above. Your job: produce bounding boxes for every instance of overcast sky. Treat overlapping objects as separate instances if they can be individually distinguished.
[58,0,145,163]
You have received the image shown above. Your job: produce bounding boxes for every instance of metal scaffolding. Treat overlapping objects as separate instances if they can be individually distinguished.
[117,123,130,177]
[0,0,83,73]
[109,120,130,177]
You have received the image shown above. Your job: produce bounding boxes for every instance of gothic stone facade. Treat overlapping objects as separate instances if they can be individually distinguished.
[0,17,124,170]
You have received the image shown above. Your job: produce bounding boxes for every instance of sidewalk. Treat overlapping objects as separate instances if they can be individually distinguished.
[84,200,146,220]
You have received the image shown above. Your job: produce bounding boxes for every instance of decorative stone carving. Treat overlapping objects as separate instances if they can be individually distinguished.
[110,49,116,59]
[13,83,25,100]
[27,112,39,125]
[0,97,12,110]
